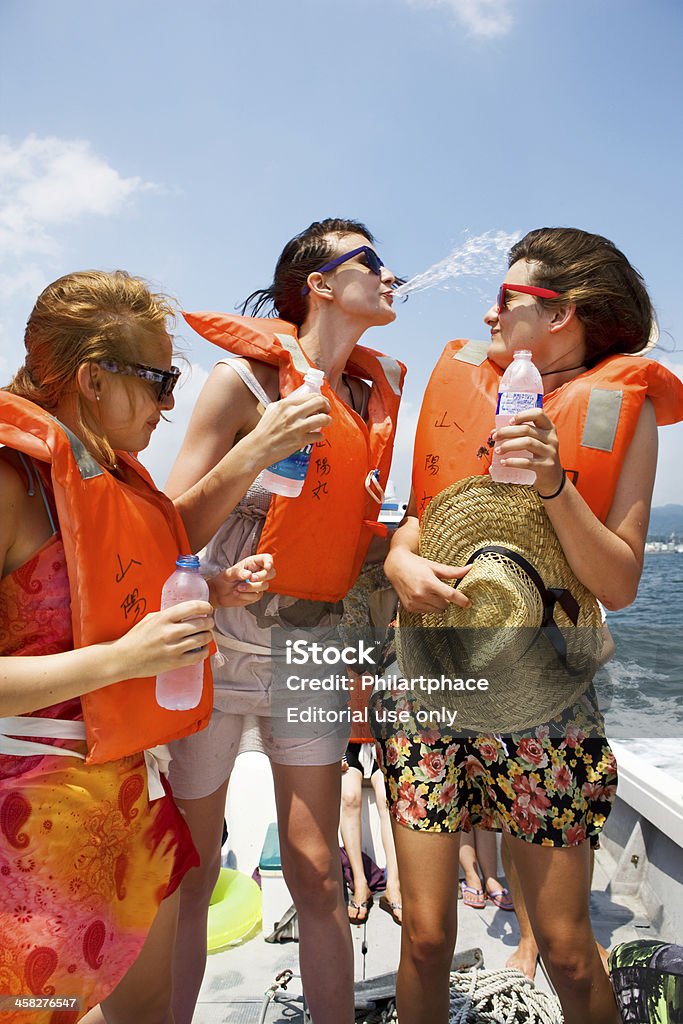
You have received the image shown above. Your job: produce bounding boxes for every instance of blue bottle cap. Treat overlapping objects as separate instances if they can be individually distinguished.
[176,554,200,569]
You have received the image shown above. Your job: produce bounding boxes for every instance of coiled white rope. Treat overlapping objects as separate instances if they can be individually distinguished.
[448,967,563,1024]
[354,966,563,1023]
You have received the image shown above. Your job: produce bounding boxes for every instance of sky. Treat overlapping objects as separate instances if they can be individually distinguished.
[1,0,682,507]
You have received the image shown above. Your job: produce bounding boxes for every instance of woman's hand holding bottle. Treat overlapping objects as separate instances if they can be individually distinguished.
[112,601,215,680]
[252,391,331,469]
[493,408,564,497]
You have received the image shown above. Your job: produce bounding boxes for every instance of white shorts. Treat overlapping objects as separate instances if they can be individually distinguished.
[168,708,350,801]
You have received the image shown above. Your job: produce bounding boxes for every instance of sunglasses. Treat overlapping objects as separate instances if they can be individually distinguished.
[97,359,181,401]
[301,245,385,295]
[497,283,561,314]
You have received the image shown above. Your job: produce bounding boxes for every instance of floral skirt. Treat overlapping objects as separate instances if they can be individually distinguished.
[0,751,198,1023]
[369,688,617,846]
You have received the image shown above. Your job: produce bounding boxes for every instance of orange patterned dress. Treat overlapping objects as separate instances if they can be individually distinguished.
[0,534,198,1022]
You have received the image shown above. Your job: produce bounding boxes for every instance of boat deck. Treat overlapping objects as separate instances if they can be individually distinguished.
[192,754,656,1023]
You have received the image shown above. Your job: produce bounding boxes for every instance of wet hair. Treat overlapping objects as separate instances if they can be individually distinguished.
[240,218,376,327]
[6,270,175,468]
[509,228,656,366]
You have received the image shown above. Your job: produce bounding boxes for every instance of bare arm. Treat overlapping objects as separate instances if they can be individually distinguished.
[167,362,330,551]
[494,398,657,609]
[0,457,215,715]
[0,602,214,716]
[598,623,616,666]
[383,491,471,612]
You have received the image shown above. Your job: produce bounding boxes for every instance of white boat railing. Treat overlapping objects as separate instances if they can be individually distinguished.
[611,741,683,849]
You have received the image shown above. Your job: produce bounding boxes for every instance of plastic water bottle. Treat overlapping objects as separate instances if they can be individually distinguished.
[490,350,543,485]
[261,367,325,497]
[156,555,210,710]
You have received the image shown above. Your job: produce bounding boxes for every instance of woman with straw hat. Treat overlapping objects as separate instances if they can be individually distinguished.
[371,227,683,1024]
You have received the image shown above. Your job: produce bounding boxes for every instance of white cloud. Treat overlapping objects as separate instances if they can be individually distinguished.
[0,134,155,288]
[0,264,49,304]
[406,0,514,38]
[0,134,160,389]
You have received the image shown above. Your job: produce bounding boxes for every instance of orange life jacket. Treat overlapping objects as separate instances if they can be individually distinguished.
[412,340,683,523]
[183,312,406,602]
[0,392,213,765]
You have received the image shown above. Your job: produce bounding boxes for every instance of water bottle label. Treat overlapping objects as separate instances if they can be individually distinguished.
[496,392,543,416]
[266,445,313,482]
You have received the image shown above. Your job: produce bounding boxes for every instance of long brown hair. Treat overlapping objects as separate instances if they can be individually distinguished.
[6,270,175,468]
[509,228,656,366]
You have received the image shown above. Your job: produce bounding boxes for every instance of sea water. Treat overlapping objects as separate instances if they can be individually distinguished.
[599,554,683,782]
[393,230,519,298]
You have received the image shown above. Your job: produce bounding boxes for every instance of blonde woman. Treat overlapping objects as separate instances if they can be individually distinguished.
[0,270,326,1022]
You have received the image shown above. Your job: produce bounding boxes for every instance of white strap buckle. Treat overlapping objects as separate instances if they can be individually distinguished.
[144,745,171,801]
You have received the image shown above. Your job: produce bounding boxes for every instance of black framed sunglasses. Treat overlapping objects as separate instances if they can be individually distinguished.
[97,359,181,401]
[301,245,385,295]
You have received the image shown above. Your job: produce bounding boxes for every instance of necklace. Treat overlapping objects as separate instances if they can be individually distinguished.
[540,364,586,378]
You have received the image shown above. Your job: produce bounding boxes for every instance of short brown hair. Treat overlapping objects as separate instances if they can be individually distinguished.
[509,228,655,366]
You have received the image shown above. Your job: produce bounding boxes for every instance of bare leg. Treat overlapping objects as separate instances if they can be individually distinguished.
[171,779,231,1024]
[501,833,538,979]
[391,821,461,1024]
[340,763,371,921]
[590,849,611,975]
[101,888,180,1024]
[458,828,483,893]
[505,837,620,1024]
[370,770,401,914]
[271,761,354,1024]
[472,828,505,897]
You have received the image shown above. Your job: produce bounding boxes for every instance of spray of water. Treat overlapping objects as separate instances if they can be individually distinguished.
[394,229,519,298]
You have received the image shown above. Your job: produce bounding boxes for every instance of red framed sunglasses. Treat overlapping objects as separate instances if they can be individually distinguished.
[497,283,561,314]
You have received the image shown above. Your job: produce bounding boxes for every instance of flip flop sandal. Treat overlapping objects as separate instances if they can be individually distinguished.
[348,894,373,925]
[486,887,514,911]
[379,895,402,925]
[460,882,486,909]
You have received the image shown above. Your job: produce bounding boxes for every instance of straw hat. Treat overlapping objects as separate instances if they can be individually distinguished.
[395,476,603,734]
